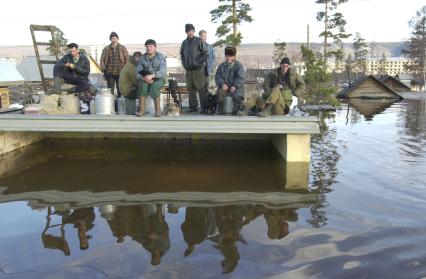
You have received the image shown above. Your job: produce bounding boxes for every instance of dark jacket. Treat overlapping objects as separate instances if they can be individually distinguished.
[57,53,90,80]
[215,60,246,97]
[180,36,208,71]
[263,67,305,98]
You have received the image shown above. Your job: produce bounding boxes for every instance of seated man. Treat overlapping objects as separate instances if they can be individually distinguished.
[215,46,245,115]
[119,51,142,114]
[136,39,167,117]
[238,57,305,117]
[53,43,95,95]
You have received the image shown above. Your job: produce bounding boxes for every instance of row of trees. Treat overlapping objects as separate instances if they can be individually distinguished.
[48,1,425,94]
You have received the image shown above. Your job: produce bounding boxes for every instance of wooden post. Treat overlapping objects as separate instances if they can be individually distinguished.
[30,25,47,92]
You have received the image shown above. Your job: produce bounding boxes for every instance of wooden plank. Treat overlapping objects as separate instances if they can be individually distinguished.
[30,25,48,92]
[30,25,55,32]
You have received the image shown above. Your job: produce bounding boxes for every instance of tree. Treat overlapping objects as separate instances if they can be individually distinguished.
[352,32,368,74]
[378,53,387,75]
[402,5,426,85]
[210,0,253,47]
[301,44,338,105]
[46,28,68,57]
[272,40,287,66]
[316,0,351,70]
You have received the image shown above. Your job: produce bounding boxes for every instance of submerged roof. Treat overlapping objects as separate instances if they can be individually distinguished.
[378,75,412,91]
[337,75,402,99]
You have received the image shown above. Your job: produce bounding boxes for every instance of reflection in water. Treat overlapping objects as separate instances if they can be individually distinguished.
[38,202,299,273]
[0,138,312,274]
[42,207,95,255]
[308,111,341,227]
[1,100,426,277]
[347,98,398,121]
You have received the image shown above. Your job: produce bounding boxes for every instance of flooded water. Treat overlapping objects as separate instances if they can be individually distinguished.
[0,99,425,278]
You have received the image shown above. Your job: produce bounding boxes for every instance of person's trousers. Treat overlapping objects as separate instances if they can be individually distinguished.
[104,73,121,98]
[53,64,91,93]
[245,87,291,115]
[186,68,208,110]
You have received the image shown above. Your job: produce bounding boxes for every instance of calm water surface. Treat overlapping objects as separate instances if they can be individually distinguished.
[0,99,425,279]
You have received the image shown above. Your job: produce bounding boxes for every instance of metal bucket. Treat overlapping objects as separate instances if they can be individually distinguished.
[223,95,234,114]
[95,88,114,115]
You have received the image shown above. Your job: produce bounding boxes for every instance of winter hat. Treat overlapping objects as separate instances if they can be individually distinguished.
[109,32,119,40]
[280,57,291,65]
[145,39,156,47]
[185,23,195,32]
[224,46,237,56]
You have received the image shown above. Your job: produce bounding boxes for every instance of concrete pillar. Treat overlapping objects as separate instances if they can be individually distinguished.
[0,132,45,156]
[285,162,309,190]
[272,134,311,163]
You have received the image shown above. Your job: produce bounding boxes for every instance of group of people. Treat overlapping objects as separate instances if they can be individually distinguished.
[42,204,297,273]
[53,23,305,117]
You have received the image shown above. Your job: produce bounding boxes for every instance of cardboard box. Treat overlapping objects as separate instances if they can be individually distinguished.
[0,87,10,109]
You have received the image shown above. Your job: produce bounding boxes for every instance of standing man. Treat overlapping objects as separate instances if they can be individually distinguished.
[180,23,209,113]
[53,43,93,94]
[136,39,167,117]
[215,46,246,115]
[100,32,129,99]
[199,30,216,80]
[237,57,305,117]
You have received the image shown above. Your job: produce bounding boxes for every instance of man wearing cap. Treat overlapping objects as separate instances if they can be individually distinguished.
[215,46,246,115]
[180,23,209,113]
[237,57,305,117]
[100,32,129,99]
[136,39,167,117]
[53,43,93,94]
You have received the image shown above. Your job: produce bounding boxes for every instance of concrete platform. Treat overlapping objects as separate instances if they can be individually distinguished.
[0,114,320,162]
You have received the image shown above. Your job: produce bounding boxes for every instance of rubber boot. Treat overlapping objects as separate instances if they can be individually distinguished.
[232,97,242,115]
[237,103,250,116]
[216,104,224,115]
[53,77,62,93]
[154,96,161,117]
[136,96,146,117]
[258,103,273,117]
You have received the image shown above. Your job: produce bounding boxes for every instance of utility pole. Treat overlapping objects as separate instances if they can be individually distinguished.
[307,24,310,50]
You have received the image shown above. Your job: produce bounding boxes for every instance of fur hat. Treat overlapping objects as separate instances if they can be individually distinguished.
[109,32,119,40]
[185,23,195,32]
[280,57,291,65]
[224,46,237,56]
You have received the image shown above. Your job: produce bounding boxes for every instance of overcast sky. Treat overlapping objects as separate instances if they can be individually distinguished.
[0,0,424,46]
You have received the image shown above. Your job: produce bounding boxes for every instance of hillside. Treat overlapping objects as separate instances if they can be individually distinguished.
[0,41,407,69]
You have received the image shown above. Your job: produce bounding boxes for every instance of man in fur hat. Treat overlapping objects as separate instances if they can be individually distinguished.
[215,46,246,115]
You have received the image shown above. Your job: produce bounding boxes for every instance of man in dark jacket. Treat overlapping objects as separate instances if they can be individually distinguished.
[53,43,92,93]
[238,57,305,117]
[100,32,129,98]
[180,23,209,113]
[215,46,246,115]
